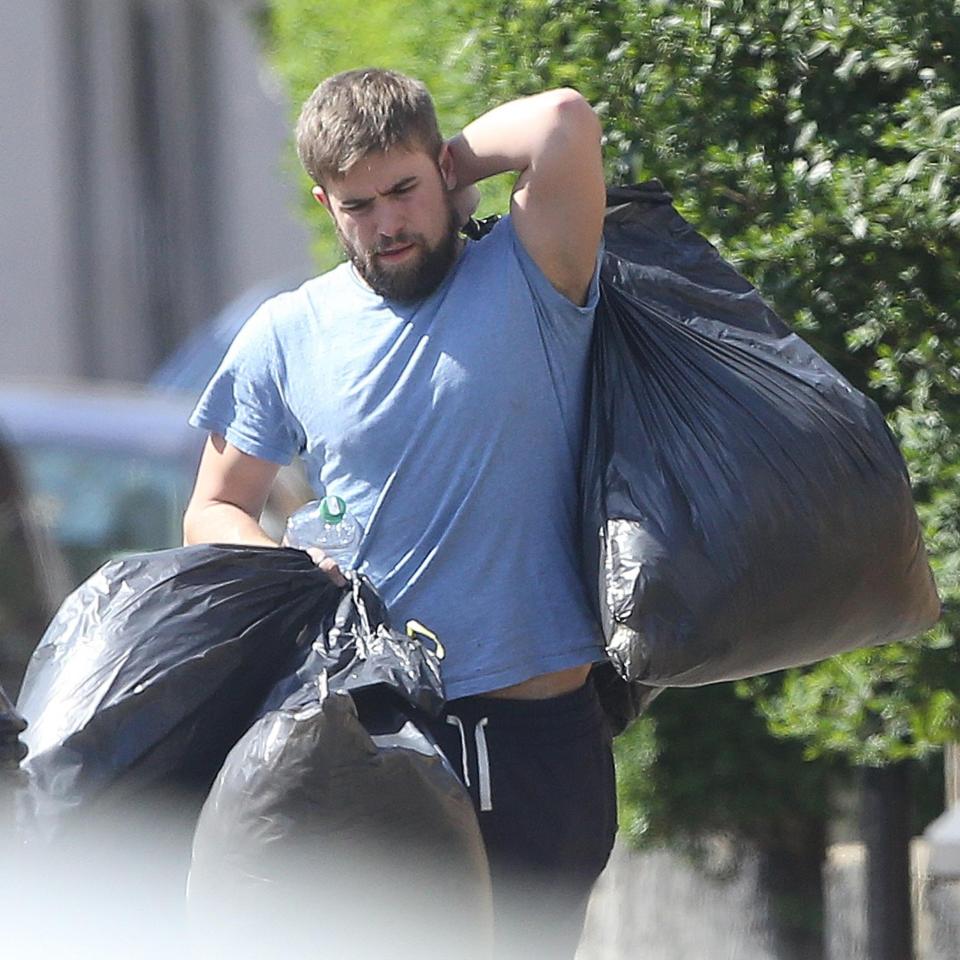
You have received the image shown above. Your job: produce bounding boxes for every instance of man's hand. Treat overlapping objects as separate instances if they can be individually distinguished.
[303,548,348,587]
[278,535,349,588]
[449,180,481,231]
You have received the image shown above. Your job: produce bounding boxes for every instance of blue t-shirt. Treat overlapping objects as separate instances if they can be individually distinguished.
[190,216,605,698]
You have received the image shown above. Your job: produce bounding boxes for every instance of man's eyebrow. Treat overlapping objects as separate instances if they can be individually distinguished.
[341,176,419,206]
[384,176,418,195]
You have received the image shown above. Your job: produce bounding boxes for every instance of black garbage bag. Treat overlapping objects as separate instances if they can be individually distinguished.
[262,571,447,717]
[16,544,340,839]
[582,182,940,688]
[0,683,27,772]
[188,573,493,960]
[1,681,28,842]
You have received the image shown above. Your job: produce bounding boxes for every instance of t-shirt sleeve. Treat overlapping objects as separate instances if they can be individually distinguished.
[188,301,306,465]
[506,215,602,327]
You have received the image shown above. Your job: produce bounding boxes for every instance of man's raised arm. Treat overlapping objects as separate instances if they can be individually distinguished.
[444,88,605,306]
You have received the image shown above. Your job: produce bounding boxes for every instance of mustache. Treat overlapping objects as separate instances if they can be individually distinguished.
[373,235,419,256]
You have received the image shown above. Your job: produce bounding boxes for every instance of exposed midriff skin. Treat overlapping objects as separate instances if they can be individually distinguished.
[481,662,592,700]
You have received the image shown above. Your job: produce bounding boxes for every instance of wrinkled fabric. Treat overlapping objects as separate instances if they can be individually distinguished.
[0,683,27,771]
[189,215,605,701]
[583,182,940,688]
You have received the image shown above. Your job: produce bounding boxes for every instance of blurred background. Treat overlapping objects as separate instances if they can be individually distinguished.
[0,0,317,698]
[1,0,313,384]
[1,2,958,958]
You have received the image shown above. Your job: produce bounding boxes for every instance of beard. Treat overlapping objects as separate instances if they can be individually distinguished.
[337,201,462,304]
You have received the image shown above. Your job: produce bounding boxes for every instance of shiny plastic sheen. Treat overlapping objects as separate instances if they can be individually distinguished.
[583,183,941,687]
[16,545,340,836]
[188,576,491,958]
[0,683,27,771]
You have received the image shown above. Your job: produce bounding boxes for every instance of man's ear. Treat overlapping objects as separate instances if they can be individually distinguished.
[438,143,457,191]
[312,185,329,208]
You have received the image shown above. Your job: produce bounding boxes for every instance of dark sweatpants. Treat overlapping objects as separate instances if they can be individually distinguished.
[422,678,618,959]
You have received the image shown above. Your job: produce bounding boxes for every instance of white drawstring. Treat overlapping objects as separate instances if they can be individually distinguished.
[445,715,471,787]
[445,714,493,811]
[474,717,493,812]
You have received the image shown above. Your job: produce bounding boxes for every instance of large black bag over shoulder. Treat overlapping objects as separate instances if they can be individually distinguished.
[583,182,940,687]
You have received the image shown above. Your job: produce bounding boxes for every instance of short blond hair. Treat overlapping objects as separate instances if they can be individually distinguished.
[296,68,443,187]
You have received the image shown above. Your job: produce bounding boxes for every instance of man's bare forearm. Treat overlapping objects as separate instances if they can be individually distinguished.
[183,499,278,548]
[183,499,347,585]
[183,435,282,548]
[445,88,600,188]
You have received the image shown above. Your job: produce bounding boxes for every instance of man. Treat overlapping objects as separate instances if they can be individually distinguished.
[184,68,613,955]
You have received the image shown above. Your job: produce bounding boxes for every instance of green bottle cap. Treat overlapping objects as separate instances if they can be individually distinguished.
[319,495,347,524]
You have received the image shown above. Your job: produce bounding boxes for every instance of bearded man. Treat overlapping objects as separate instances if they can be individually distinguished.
[184,67,612,956]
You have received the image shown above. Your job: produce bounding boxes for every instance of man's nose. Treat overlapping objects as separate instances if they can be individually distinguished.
[377,202,406,240]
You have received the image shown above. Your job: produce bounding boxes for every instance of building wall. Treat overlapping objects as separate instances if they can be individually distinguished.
[0,0,314,383]
[0,1,77,376]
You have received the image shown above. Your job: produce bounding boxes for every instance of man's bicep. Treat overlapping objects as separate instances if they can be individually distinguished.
[189,434,282,519]
[510,91,606,306]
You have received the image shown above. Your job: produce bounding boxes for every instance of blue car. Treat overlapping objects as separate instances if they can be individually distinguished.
[0,379,204,590]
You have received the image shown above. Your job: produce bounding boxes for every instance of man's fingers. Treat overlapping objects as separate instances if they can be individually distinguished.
[305,548,348,587]
[447,182,481,229]
[317,556,347,587]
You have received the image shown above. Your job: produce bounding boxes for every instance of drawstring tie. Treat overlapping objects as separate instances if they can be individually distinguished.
[445,714,493,812]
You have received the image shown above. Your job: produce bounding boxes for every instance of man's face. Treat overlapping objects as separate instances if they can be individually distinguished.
[317,146,462,303]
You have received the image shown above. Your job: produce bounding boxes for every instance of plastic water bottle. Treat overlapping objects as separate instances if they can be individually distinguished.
[283,495,362,568]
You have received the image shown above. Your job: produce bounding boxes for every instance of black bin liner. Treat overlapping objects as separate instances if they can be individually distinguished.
[16,544,340,838]
[0,683,27,772]
[583,182,940,687]
[188,574,492,959]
